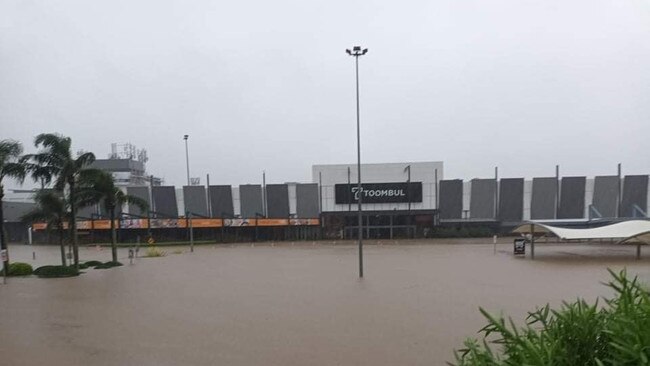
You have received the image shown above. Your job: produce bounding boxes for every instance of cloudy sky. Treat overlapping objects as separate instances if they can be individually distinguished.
[2,0,649,190]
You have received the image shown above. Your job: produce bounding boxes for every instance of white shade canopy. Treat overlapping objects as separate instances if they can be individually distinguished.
[512,220,650,244]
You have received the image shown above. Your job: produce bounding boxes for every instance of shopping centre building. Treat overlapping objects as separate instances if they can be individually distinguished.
[3,160,649,243]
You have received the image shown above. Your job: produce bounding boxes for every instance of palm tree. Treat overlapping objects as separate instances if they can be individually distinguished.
[21,190,69,266]
[0,140,26,272]
[24,133,96,269]
[79,171,148,262]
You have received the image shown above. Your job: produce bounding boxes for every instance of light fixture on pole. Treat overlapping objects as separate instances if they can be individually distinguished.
[183,135,190,186]
[346,45,368,278]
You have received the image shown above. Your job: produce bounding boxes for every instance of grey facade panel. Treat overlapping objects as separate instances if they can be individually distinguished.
[183,186,208,217]
[469,179,496,219]
[498,178,524,222]
[152,186,178,217]
[531,177,557,220]
[439,179,463,220]
[126,186,151,216]
[78,204,98,219]
[240,184,263,218]
[209,185,234,218]
[266,184,290,218]
[621,175,648,217]
[2,201,36,222]
[558,177,586,219]
[592,176,619,218]
[296,183,319,218]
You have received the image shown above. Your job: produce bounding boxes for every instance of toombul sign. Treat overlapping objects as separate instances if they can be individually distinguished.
[335,182,423,204]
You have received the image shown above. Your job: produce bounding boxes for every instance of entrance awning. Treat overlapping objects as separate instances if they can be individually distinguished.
[512,220,650,244]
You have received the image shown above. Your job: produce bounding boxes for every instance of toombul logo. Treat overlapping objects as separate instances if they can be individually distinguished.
[335,182,422,204]
[351,187,406,200]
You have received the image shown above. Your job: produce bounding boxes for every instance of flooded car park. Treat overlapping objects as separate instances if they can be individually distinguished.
[1,240,649,366]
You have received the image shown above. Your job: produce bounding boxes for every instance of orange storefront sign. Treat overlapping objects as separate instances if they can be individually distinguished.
[32,222,48,230]
[177,218,223,228]
[256,219,289,227]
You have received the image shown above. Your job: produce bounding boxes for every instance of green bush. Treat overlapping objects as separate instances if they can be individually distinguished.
[143,246,166,257]
[8,262,33,276]
[33,265,79,278]
[452,269,650,365]
[84,260,103,267]
[78,263,89,269]
[94,261,123,269]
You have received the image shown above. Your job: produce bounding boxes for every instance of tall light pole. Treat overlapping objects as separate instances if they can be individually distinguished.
[183,135,190,186]
[346,45,368,278]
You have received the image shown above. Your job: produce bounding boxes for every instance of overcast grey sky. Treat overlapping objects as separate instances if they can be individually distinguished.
[2,0,649,189]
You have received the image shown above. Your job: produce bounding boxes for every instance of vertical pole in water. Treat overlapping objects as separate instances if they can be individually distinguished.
[530,224,535,260]
[206,174,212,217]
[318,172,323,240]
[636,243,641,260]
[262,171,267,217]
[493,235,497,255]
[617,163,622,218]
[555,165,560,219]
[494,166,499,219]
[189,212,194,253]
[355,54,363,278]
[434,168,439,226]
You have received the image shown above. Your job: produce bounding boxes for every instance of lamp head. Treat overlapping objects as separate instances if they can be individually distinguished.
[183,135,189,140]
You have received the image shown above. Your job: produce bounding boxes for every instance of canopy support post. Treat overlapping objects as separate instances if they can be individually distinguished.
[530,223,535,260]
[636,243,641,260]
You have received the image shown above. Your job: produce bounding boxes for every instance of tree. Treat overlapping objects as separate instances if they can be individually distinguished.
[79,171,148,262]
[0,140,26,273]
[24,134,96,269]
[21,190,69,266]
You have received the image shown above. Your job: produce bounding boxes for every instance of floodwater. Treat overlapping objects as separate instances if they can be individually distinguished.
[2,240,650,366]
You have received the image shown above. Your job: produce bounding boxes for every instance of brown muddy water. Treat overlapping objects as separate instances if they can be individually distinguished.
[2,240,650,366]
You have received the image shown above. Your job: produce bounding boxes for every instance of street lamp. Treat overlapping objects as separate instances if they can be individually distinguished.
[346,45,368,278]
[183,135,190,186]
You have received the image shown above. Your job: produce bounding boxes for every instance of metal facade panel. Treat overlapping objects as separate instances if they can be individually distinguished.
[266,184,290,218]
[531,177,557,220]
[78,204,97,218]
[439,179,463,219]
[152,186,178,217]
[469,179,496,219]
[183,186,207,217]
[2,202,36,222]
[239,184,263,218]
[126,186,150,216]
[558,177,586,219]
[498,178,524,221]
[209,185,234,218]
[296,183,319,218]
[621,175,649,217]
[592,176,619,218]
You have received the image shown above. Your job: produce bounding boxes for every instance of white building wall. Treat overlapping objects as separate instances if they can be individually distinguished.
[585,178,595,218]
[523,180,532,221]
[232,187,241,216]
[462,181,471,218]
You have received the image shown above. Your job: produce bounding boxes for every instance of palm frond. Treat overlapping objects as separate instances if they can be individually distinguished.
[1,162,26,182]
[0,140,23,161]
[75,152,96,169]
